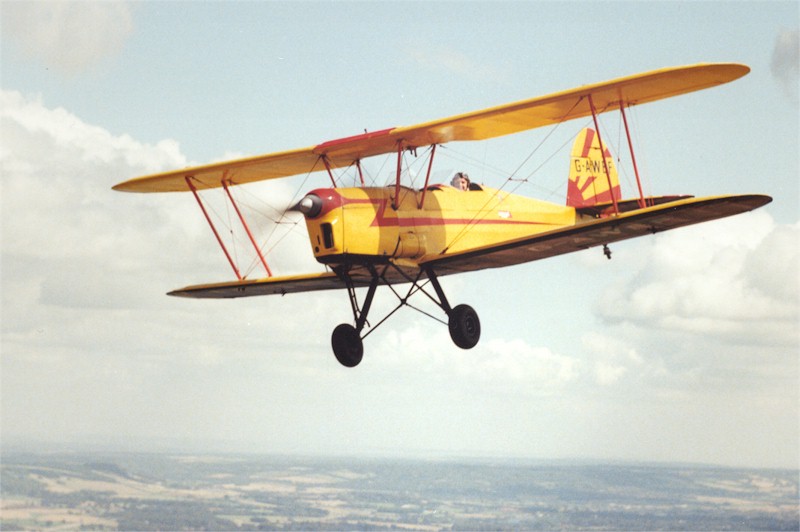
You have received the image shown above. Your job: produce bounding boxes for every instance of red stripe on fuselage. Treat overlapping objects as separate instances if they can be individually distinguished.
[363,196,547,228]
[311,188,550,228]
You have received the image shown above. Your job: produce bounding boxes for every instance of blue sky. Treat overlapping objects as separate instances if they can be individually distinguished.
[1,1,798,468]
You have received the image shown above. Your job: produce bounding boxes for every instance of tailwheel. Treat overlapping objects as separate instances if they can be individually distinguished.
[331,323,364,368]
[448,304,481,349]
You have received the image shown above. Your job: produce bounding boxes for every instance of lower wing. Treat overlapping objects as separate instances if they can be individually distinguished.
[169,194,770,299]
[168,266,406,299]
[168,271,347,299]
[422,194,771,274]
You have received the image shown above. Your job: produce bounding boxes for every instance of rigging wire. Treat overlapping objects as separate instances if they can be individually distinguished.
[186,182,251,275]
[247,163,322,277]
[441,97,584,253]
[628,104,652,198]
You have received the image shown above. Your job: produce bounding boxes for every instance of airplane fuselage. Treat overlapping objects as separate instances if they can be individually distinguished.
[301,185,580,267]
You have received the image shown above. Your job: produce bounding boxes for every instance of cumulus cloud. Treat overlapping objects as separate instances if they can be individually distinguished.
[1,90,186,257]
[597,211,799,347]
[0,89,318,300]
[375,323,584,396]
[580,331,644,386]
[0,89,339,377]
[1,1,134,75]
[0,89,195,337]
[0,90,342,451]
[771,29,799,102]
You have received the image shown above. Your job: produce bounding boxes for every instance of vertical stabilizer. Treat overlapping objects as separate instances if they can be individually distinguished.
[567,128,621,207]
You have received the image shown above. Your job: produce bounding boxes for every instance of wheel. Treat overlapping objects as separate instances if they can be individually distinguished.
[331,323,364,367]
[448,304,481,349]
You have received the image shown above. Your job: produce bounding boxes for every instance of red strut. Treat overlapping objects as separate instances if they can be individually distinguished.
[587,94,620,215]
[222,180,273,277]
[418,144,437,209]
[618,101,647,208]
[185,177,242,280]
[393,142,403,210]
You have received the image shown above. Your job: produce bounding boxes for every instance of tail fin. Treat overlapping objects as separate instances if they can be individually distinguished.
[566,128,621,208]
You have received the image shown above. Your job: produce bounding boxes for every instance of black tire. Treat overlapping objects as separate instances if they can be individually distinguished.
[448,304,481,349]
[331,323,364,367]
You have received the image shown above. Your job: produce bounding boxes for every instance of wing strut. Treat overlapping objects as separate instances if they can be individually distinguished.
[186,177,243,280]
[417,144,437,209]
[222,180,273,277]
[587,94,620,215]
[393,142,403,210]
[618,101,647,208]
[355,159,366,186]
[321,156,337,187]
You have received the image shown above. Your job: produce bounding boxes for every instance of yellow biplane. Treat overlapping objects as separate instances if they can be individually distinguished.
[114,63,771,367]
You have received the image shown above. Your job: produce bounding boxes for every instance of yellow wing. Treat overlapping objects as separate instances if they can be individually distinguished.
[168,265,412,299]
[392,63,749,145]
[168,271,346,299]
[113,63,748,193]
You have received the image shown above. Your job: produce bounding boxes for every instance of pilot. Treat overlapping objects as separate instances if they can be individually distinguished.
[451,172,471,191]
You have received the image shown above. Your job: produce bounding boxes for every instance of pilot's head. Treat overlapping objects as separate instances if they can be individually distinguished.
[451,172,470,191]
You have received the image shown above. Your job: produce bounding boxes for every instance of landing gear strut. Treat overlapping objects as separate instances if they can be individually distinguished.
[330,264,480,367]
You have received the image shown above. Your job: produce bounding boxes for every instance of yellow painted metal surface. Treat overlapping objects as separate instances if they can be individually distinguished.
[302,185,577,265]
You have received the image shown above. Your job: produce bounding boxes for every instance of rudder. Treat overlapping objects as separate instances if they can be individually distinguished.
[566,128,621,208]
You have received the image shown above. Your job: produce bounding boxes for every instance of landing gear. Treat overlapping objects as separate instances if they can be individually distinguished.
[331,323,363,368]
[330,264,481,367]
[448,304,481,349]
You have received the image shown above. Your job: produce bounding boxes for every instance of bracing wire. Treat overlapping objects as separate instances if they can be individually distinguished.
[441,97,584,253]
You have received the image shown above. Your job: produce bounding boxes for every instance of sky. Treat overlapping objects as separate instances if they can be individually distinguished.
[1,1,798,469]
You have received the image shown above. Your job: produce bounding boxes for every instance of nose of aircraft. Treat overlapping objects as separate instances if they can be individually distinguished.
[290,194,323,218]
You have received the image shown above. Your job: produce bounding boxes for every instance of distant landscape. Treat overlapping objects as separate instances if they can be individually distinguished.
[1,452,797,531]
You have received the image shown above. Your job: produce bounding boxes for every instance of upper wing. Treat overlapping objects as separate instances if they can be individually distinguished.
[422,195,772,275]
[113,63,748,193]
[112,146,321,193]
[391,63,748,146]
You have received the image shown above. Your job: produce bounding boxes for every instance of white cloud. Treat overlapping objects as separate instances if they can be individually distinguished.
[581,331,644,386]
[1,90,190,278]
[597,211,799,347]
[1,1,134,75]
[0,90,319,310]
[0,89,340,448]
[373,322,584,397]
